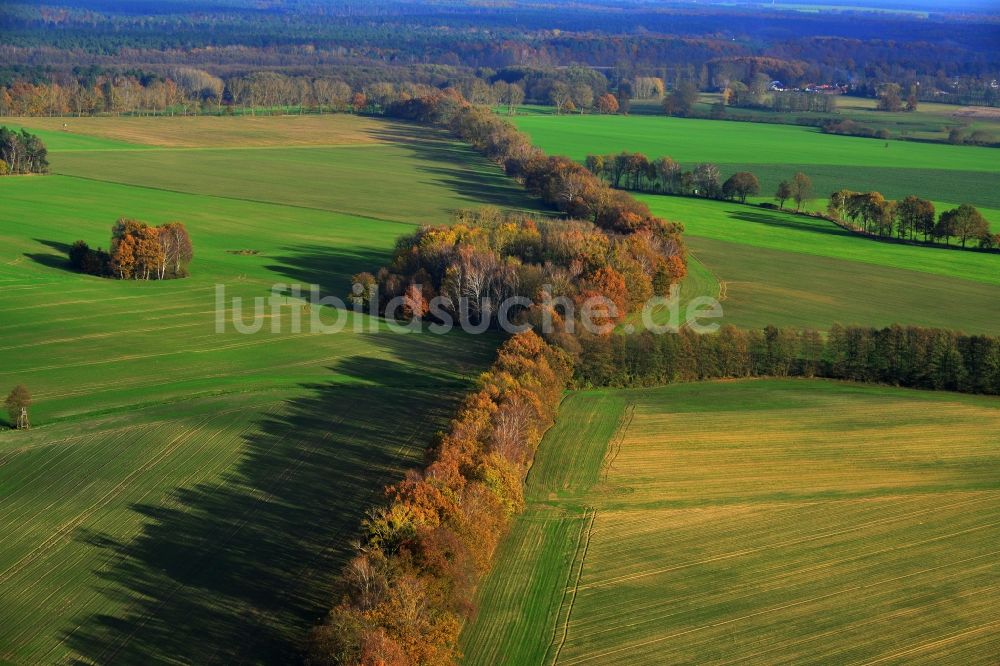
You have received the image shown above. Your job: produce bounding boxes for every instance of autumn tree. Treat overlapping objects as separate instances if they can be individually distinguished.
[721,171,760,203]
[596,93,619,114]
[790,172,814,212]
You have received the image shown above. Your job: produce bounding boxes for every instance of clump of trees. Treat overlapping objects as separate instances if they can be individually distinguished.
[0,127,49,175]
[661,81,700,117]
[829,192,995,248]
[577,325,1000,395]
[69,218,193,279]
[5,385,31,430]
[308,331,572,664]
[774,172,814,212]
[359,208,686,340]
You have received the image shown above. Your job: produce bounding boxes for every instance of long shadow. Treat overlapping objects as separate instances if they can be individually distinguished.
[23,238,75,272]
[62,354,477,665]
[727,210,850,239]
[264,244,395,298]
[366,122,550,214]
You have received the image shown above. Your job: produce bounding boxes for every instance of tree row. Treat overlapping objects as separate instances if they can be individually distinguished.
[578,324,1000,396]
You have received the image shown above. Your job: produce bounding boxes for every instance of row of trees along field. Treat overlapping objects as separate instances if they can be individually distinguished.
[69,218,193,280]
[0,126,48,174]
[584,152,816,209]
[308,331,572,664]
[309,88,690,663]
[578,324,1000,396]
[828,193,997,249]
[0,73,531,117]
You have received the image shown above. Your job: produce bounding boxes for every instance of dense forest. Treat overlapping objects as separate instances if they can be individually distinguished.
[2,0,999,112]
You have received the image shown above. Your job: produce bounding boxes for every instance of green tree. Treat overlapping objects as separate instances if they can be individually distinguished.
[661,81,699,117]
[895,196,935,241]
[940,204,990,248]
[5,384,31,429]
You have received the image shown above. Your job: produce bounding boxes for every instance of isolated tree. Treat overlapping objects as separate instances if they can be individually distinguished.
[721,172,760,203]
[774,180,793,210]
[790,172,814,212]
[5,385,31,429]
[877,83,903,112]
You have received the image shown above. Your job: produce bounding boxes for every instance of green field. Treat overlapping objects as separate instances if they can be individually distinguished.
[461,380,1000,664]
[0,114,539,663]
[510,113,1000,210]
[646,196,1000,333]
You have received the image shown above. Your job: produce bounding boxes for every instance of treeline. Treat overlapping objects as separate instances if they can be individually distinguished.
[69,218,193,279]
[583,151,818,210]
[6,0,1000,92]
[307,330,572,663]
[577,324,1000,396]
[0,126,48,175]
[828,193,997,249]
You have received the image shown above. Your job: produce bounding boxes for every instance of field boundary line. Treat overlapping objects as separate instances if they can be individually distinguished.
[601,404,634,484]
[547,508,596,666]
[55,173,420,228]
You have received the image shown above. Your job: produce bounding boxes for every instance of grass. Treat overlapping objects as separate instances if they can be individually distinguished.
[9,113,390,149]
[14,117,539,225]
[0,114,539,663]
[639,196,1000,333]
[461,379,1000,665]
[509,113,1000,209]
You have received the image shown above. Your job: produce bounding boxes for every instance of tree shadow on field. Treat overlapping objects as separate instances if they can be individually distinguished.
[23,238,74,272]
[61,347,483,665]
[727,210,849,239]
[366,122,548,214]
[264,244,394,299]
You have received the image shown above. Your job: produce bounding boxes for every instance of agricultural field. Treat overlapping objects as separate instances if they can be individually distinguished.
[643,196,1000,333]
[510,113,1000,210]
[623,95,1000,144]
[461,380,1000,665]
[0,114,539,663]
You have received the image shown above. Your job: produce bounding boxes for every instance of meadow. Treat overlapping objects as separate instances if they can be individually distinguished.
[460,380,1000,665]
[645,196,1000,333]
[0,114,539,663]
[510,113,1000,210]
